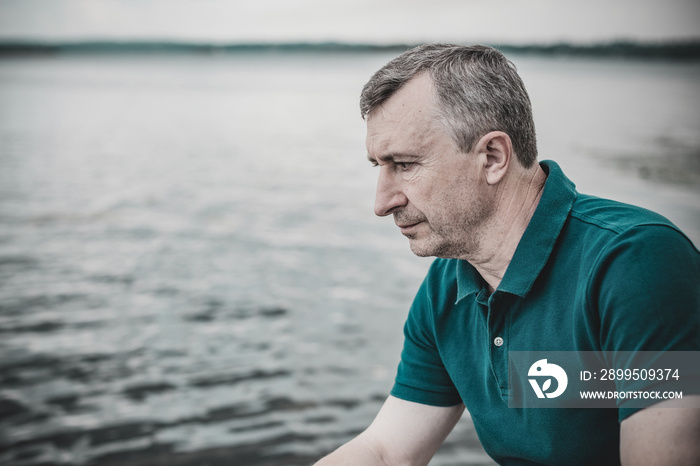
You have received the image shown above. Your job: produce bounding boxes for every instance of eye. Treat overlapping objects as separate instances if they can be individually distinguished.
[397,162,414,170]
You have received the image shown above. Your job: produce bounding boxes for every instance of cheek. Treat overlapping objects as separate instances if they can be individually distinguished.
[404,169,433,196]
[404,178,433,208]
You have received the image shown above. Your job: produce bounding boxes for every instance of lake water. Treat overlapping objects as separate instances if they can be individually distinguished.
[0,50,698,466]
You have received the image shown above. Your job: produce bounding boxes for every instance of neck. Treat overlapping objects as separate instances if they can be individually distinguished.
[465,164,547,293]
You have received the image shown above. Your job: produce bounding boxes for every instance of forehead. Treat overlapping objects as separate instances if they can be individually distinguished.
[366,74,441,155]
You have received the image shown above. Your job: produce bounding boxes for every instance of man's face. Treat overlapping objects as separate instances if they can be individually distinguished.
[366,74,494,259]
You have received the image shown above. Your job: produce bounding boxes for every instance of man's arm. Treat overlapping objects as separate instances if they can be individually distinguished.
[315,395,465,466]
[620,395,700,465]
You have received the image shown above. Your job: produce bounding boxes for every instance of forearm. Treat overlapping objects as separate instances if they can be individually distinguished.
[315,396,464,465]
[620,396,700,465]
[314,432,388,465]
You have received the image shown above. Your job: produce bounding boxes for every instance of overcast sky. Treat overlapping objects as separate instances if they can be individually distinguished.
[1,0,699,44]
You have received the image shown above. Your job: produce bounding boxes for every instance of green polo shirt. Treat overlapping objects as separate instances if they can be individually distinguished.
[391,160,700,465]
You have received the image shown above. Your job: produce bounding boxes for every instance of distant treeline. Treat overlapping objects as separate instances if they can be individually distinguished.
[497,41,700,59]
[1,40,699,60]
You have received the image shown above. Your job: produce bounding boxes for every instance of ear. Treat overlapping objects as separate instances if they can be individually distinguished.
[475,131,512,185]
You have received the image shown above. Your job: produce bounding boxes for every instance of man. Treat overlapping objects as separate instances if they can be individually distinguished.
[316,44,700,465]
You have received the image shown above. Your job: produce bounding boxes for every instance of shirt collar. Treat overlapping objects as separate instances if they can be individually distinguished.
[455,160,577,301]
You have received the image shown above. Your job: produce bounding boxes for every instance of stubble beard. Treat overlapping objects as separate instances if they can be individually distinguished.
[407,224,483,259]
[403,198,494,260]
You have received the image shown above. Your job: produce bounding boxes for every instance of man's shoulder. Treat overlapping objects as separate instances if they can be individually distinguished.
[566,194,699,277]
[570,193,678,234]
[568,194,698,253]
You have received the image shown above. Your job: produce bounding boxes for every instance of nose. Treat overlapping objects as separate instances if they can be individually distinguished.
[374,166,408,217]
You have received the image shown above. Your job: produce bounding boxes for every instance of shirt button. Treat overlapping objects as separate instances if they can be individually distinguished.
[494,337,504,347]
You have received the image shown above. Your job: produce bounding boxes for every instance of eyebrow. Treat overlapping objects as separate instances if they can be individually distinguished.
[367,152,419,164]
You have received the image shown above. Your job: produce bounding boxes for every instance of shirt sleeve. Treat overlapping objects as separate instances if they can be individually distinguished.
[588,224,700,421]
[391,260,463,407]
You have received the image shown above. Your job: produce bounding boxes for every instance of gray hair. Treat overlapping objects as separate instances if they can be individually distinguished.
[360,44,537,168]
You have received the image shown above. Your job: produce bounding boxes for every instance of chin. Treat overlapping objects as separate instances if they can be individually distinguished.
[409,247,433,258]
[408,237,463,259]
[408,239,441,258]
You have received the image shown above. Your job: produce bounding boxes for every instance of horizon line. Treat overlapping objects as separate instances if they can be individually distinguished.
[1,38,699,59]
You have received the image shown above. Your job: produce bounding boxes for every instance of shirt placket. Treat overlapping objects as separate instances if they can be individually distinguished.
[487,291,510,399]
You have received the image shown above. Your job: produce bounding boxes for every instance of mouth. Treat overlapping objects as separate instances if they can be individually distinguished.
[397,221,423,234]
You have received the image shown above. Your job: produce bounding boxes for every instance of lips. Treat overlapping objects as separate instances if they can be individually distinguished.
[394,213,426,234]
[397,221,424,234]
